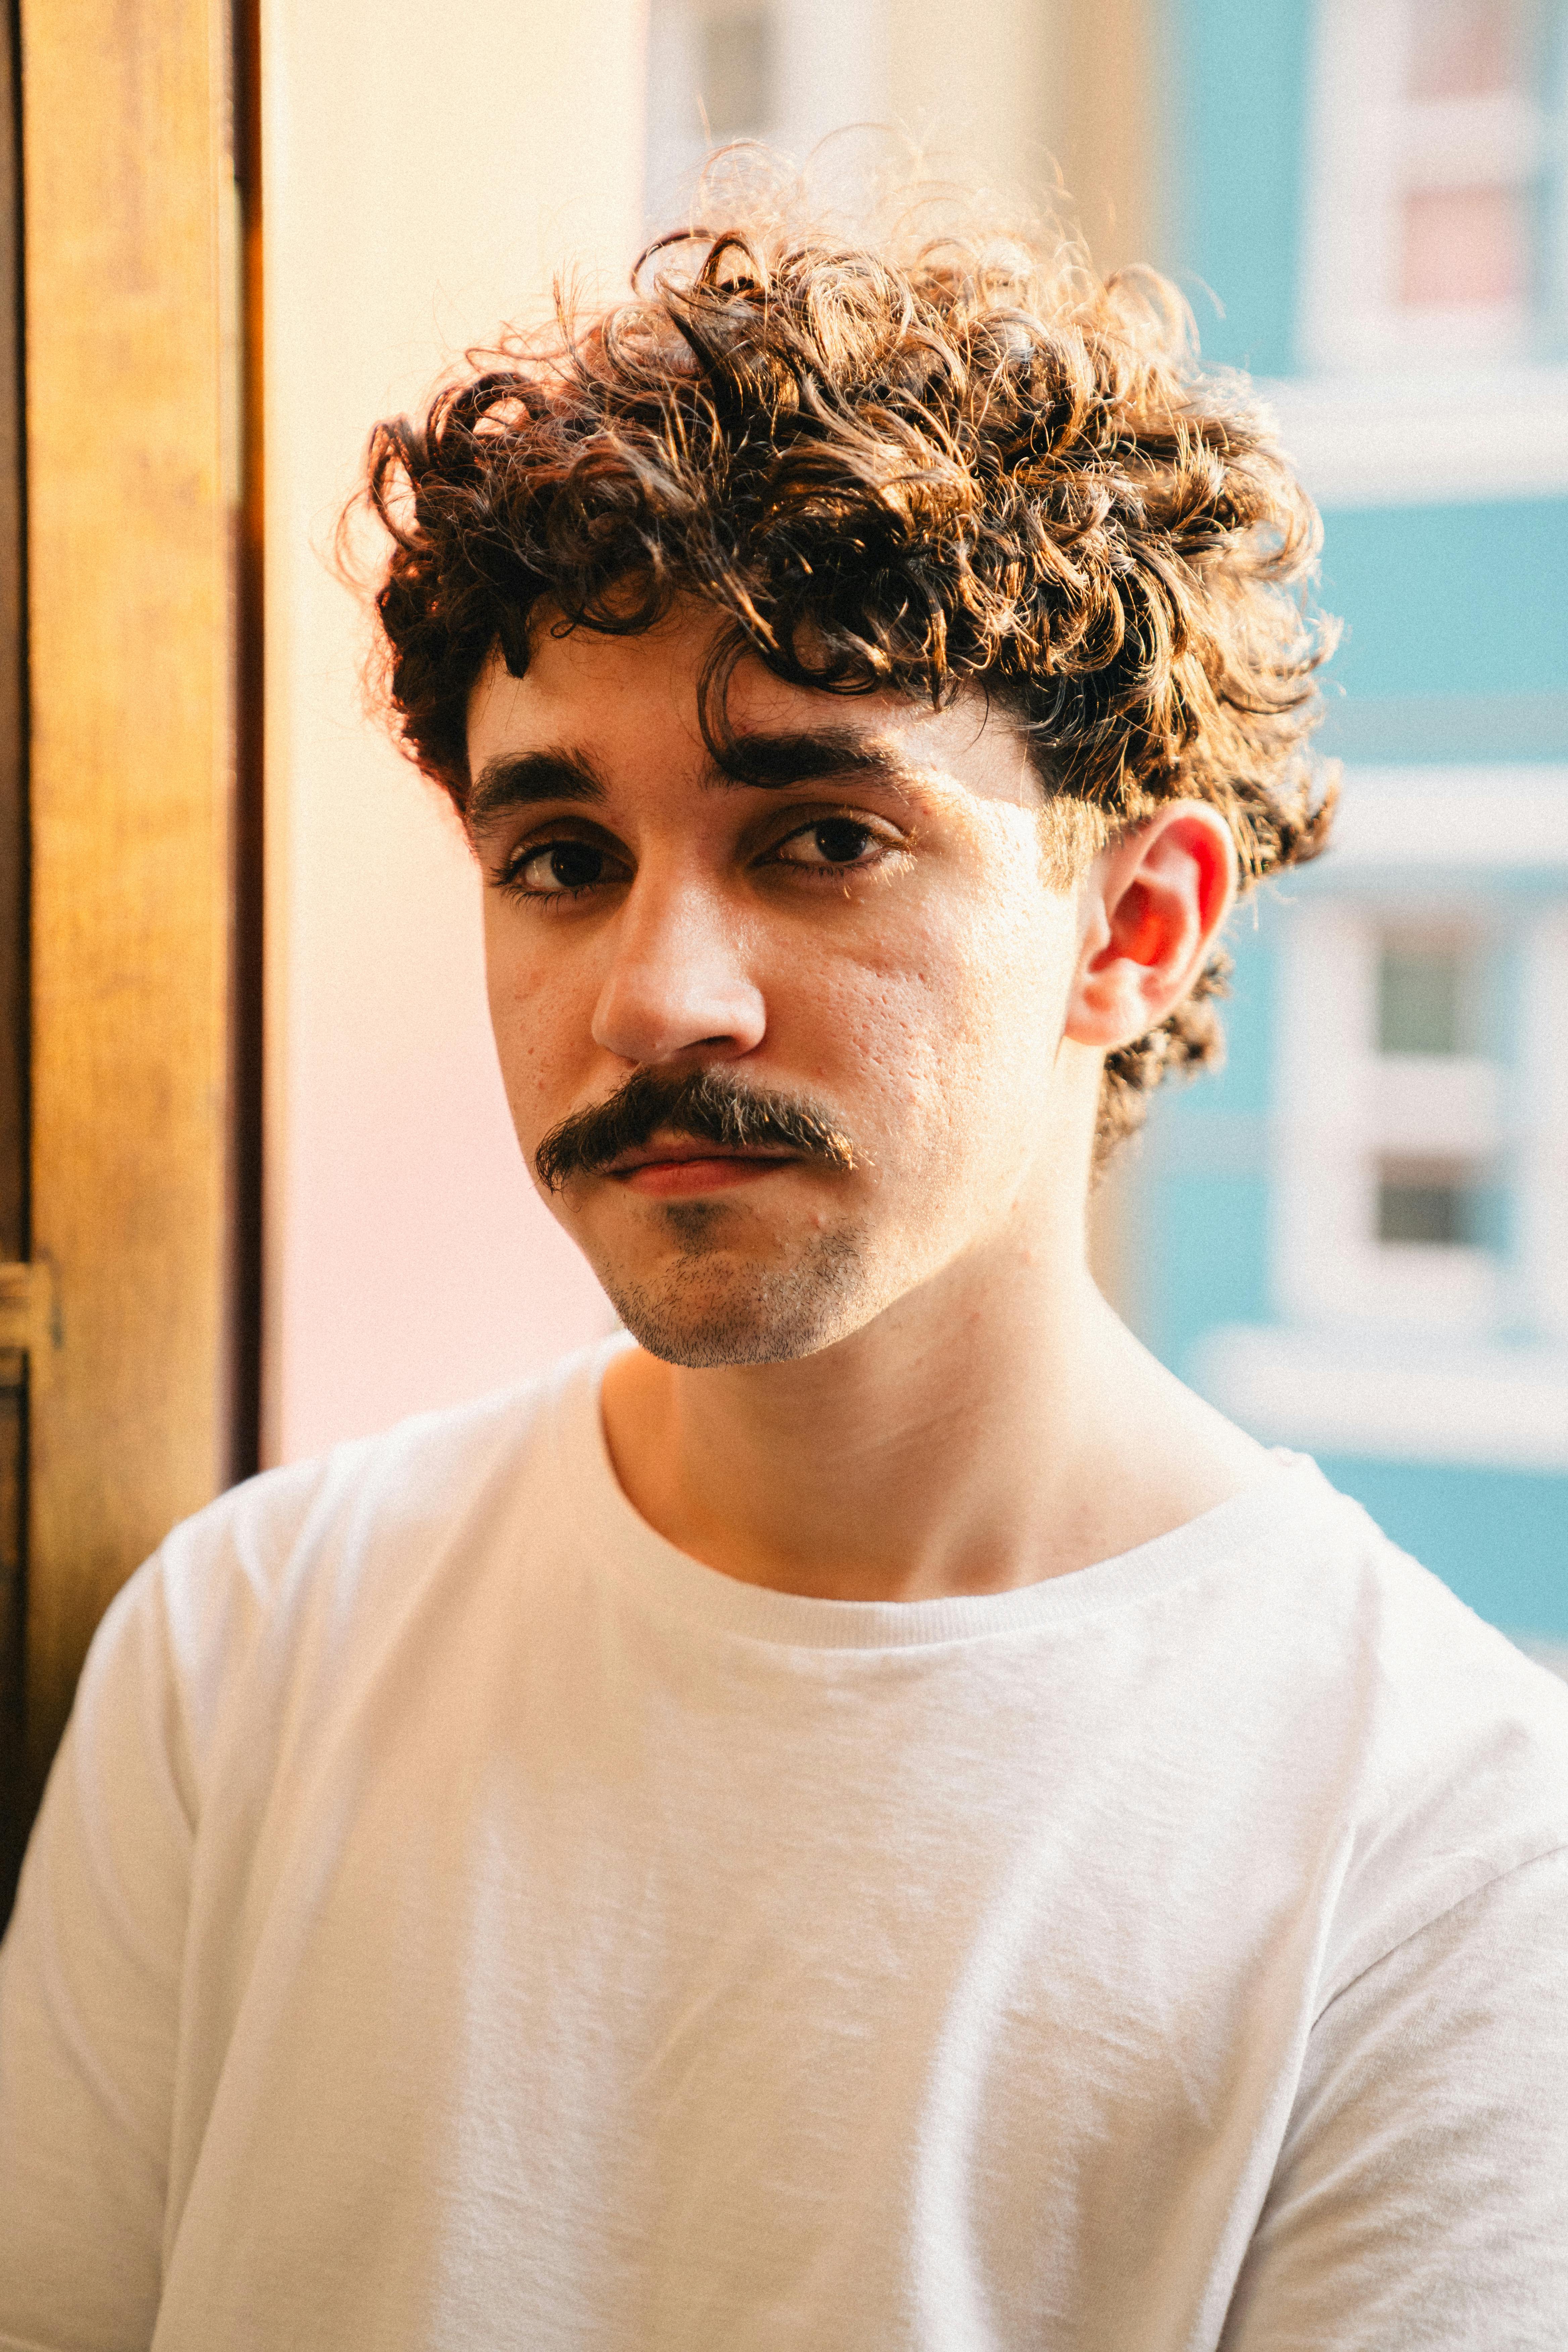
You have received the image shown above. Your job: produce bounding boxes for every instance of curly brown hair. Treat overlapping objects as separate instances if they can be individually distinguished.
[359,203,1337,1160]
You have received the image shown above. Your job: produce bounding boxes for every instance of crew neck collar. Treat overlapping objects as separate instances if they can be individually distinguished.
[547,1336,1346,1653]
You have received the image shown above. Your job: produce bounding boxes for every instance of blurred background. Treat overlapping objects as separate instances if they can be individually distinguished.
[1,0,1565,1911]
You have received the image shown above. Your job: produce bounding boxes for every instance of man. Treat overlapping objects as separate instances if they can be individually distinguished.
[2,210,1566,2349]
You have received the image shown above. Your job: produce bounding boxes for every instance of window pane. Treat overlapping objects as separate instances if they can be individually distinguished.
[1378,940,1465,1054]
[699,10,773,138]
[1407,0,1525,99]
[1399,184,1525,307]
[1377,1158,1482,1245]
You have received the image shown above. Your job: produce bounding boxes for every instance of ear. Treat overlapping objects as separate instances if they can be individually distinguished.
[1065,801,1237,1054]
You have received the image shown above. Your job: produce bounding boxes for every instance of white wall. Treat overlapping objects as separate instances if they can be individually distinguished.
[262,0,645,1463]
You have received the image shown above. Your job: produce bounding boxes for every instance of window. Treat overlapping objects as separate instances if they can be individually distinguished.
[1376,1154,1484,1244]
[1247,799,1544,1334]
[1377,932,1473,1054]
[1400,185,1524,310]
[1304,0,1568,369]
[1409,0,1525,98]
[1400,0,1536,311]
[1266,898,1503,1330]
[1188,774,1568,1468]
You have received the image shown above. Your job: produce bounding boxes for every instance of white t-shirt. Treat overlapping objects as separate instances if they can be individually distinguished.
[3,1339,1567,2351]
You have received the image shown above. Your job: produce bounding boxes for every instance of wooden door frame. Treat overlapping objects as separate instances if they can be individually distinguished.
[3,0,260,1893]
[0,0,26,1917]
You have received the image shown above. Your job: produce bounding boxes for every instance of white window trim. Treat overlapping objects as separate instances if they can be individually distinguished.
[1261,366,1568,507]
[1273,899,1509,1336]
[1516,904,1568,1338]
[1284,0,1568,505]
[1191,1322,1568,1471]
[1302,0,1564,376]
[1188,769,1568,1468]
[1325,766,1568,868]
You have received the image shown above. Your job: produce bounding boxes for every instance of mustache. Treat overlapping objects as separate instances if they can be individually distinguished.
[534,1066,858,1193]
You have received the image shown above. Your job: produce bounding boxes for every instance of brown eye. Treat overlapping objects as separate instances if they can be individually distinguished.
[776,818,880,869]
[519,839,610,892]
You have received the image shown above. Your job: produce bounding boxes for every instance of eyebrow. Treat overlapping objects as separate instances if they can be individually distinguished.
[469,729,915,829]
[467,749,606,830]
[710,728,912,793]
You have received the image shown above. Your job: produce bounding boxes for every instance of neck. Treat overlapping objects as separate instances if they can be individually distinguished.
[600,1211,1270,1605]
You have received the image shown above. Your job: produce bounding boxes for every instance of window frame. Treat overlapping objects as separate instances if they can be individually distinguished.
[1302,0,1568,373]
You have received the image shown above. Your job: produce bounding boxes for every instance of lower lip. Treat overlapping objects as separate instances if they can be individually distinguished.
[614,1155,797,1198]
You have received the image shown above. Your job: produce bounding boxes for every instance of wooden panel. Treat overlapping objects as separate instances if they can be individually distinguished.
[0,0,22,1274]
[21,0,240,1772]
[0,0,27,1923]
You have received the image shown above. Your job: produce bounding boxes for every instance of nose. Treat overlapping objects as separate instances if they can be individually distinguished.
[591,865,767,1066]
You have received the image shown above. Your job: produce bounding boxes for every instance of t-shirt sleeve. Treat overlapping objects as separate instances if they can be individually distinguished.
[0,1559,193,2352]
[1220,1845,1568,2352]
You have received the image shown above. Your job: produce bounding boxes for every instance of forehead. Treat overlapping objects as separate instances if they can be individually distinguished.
[463,604,1037,810]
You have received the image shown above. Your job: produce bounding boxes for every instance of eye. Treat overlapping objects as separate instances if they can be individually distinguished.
[773,816,887,872]
[508,838,621,896]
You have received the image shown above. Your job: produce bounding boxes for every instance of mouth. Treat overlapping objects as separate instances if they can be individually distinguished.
[602,1135,802,1198]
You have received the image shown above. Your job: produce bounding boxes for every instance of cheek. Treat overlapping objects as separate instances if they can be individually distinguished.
[784,860,1078,1167]
[482,915,596,1131]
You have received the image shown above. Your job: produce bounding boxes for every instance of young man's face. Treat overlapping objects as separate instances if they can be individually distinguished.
[467,601,1102,1367]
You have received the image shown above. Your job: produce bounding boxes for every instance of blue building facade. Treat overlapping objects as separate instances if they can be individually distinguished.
[1142,0,1568,1646]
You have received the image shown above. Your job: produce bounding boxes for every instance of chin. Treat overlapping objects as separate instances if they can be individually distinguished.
[598,1226,870,1370]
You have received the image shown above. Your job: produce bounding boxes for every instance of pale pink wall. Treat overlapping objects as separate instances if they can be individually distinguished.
[261,0,644,1463]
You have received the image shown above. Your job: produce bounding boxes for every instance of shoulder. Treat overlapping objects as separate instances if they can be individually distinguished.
[1310,1470,1568,1788]
[85,1342,616,1786]
[168,1350,583,1596]
[1269,1465,1568,1994]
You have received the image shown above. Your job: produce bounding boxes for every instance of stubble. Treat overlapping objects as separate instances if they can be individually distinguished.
[599,1207,868,1368]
